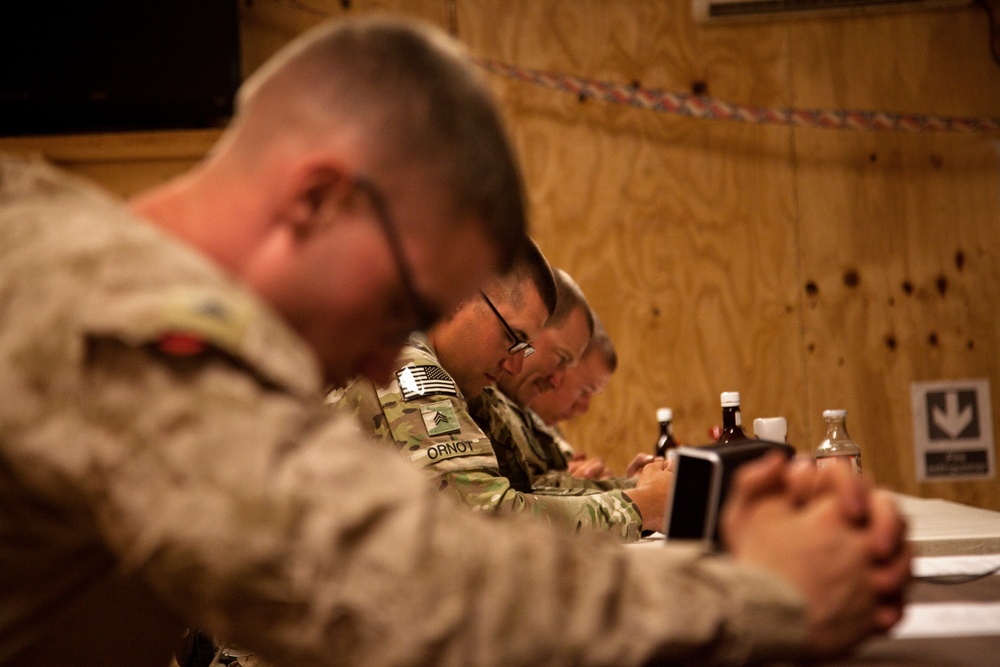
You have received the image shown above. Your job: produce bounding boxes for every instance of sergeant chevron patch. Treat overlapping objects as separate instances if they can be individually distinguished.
[420,399,461,436]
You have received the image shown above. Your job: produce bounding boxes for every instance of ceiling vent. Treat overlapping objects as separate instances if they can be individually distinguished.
[693,0,973,23]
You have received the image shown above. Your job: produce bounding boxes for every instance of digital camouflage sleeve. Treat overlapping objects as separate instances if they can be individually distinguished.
[470,387,636,492]
[331,334,644,541]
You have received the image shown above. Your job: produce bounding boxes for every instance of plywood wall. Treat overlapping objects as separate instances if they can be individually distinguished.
[4,0,997,509]
[448,1,1000,510]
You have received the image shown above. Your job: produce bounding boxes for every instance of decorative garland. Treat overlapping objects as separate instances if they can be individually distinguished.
[263,0,1000,133]
[477,58,1000,134]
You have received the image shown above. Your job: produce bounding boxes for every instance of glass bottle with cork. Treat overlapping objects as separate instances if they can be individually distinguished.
[815,409,862,476]
[655,407,678,457]
[717,391,749,444]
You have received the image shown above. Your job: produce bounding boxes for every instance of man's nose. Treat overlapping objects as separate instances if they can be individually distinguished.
[572,393,592,417]
[548,367,567,391]
[500,350,524,376]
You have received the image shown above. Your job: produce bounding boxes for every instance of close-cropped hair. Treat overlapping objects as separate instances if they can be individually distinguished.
[234,16,527,271]
[490,238,557,317]
[547,268,596,337]
[586,313,618,373]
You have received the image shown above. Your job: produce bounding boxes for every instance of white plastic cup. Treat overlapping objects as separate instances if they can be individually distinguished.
[753,417,787,443]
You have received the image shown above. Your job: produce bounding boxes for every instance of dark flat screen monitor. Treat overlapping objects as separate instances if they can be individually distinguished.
[0,0,241,136]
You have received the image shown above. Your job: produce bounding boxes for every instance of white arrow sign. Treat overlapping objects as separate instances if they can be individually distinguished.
[911,379,994,482]
[932,391,974,439]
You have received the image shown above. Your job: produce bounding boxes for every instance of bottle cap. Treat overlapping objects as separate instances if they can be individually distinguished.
[656,407,673,422]
[753,417,787,442]
[823,409,847,420]
[720,391,741,407]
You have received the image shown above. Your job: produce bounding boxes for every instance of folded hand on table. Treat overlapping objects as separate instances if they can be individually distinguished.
[720,454,911,659]
[623,457,675,533]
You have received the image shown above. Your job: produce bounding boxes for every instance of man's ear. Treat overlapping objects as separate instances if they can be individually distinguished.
[284,162,356,241]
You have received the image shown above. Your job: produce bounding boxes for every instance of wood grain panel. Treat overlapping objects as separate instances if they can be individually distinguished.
[788,11,1000,509]
[467,2,1000,510]
[463,2,809,465]
[240,0,453,76]
[0,130,219,196]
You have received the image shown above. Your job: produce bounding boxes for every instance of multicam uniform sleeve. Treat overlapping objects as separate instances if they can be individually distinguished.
[549,422,577,459]
[525,408,638,491]
[525,417,620,490]
[532,468,638,491]
[331,335,503,475]
[330,338,644,540]
[471,389,638,493]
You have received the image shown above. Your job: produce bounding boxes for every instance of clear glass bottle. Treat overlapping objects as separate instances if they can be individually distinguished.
[717,391,749,444]
[655,407,678,457]
[815,409,862,476]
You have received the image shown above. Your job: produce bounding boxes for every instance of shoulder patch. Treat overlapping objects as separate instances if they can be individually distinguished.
[156,332,208,357]
[420,399,462,436]
[396,365,457,401]
[163,291,252,354]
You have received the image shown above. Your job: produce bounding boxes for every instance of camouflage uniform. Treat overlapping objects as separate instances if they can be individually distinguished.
[333,334,644,540]
[532,412,578,460]
[471,387,636,492]
[0,155,809,667]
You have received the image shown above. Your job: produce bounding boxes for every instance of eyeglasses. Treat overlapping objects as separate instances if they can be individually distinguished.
[479,290,535,358]
[353,175,441,333]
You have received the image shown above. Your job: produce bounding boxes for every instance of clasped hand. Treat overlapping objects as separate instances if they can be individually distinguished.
[721,454,911,658]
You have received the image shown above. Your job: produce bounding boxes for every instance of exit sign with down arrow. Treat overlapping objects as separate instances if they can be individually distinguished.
[911,379,994,482]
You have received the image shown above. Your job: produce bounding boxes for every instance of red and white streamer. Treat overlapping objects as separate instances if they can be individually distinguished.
[477,58,1000,133]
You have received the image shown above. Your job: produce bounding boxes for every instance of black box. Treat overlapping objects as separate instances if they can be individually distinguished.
[664,439,795,548]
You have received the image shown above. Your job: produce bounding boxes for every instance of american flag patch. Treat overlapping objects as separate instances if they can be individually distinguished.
[396,365,458,401]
